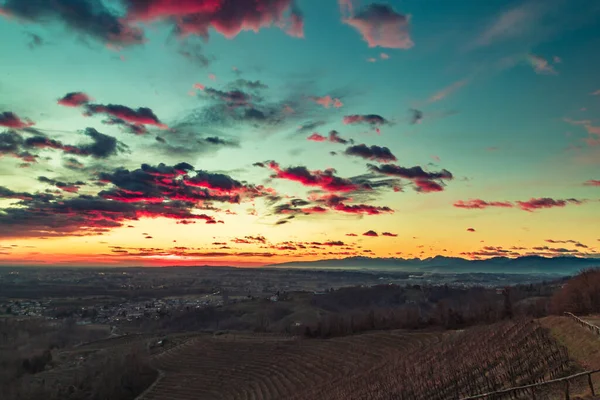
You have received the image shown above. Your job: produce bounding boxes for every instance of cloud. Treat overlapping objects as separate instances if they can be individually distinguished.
[516,197,585,212]
[592,90,600,96]
[178,41,211,68]
[369,164,452,180]
[382,232,397,237]
[545,239,588,248]
[307,130,352,144]
[470,2,544,49]
[345,144,397,163]
[98,162,271,208]
[453,199,514,209]
[297,121,326,134]
[527,54,557,75]
[57,92,91,107]
[454,197,586,212]
[380,52,390,60]
[467,228,476,232]
[428,79,468,103]
[310,95,343,109]
[0,0,145,47]
[124,0,304,40]
[230,79,269,90]
[409,109,423,125]
[343,4,413,49]
[368,163,452,192]
[25,32,44,49]
[0,195,220,238]
[343,114,390,133]
[414,179,444,193]
[0,112,34,129]
[331,203,393,215]
[363,230,378,237]
[0,131,37,162]
[584,179,600,186]
[38,176,84,193]
[2,128,126,161]
[84,103,168,129]
[203,87,252,107]
[262,161,361,192]
[307,133,327,142]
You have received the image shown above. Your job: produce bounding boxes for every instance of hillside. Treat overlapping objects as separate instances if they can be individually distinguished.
[269,255,600,274]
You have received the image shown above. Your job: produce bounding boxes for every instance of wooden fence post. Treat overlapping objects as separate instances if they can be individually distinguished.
[565,380,570,400]
[589,373,595,396]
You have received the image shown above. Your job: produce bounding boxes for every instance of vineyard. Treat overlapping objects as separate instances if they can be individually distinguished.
[138,320,573,400]
[293,320,573,399]
[137,330,445,400]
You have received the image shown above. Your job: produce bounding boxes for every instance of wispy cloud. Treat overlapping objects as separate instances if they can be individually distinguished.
[428,79,468,103]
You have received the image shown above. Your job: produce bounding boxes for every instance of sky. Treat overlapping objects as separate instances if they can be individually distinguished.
[0,0,599,267]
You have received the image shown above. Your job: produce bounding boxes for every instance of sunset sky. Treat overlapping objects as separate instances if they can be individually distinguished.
[1,0,599,267]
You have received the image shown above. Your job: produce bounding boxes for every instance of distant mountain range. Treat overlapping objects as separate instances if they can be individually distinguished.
[268,255,600,275]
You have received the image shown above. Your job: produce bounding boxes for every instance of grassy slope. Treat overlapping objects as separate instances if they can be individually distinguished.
[540,316,600,399]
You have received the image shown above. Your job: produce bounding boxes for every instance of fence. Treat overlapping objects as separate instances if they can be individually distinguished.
[460,369,600,400]
[564,312,600,335]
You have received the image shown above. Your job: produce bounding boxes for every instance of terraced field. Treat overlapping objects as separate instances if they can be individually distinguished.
[138,330,445,400]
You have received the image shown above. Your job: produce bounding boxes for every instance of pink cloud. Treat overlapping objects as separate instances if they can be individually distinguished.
[454,199,514,209]
[380,52,390,60]
[343,4,413,49]
[584,180,600,187]
[0,112,34,129]
[193,83,205,90]
[367,57,377,63]
[592,89,600,96]
[126,0,304,41]
[311,95,343,109]
[57,92,91,107]
[208,74,216,81]
[307,133,327,142]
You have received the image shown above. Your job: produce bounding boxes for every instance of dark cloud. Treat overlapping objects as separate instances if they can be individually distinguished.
[467,228,476,232]
[0,112,34,129]
[368,163,452,192]
[343,3,413,49]
[516,197,585,212]
[178,40,211,67]
[0,130,37,162]
[58,92,91,107]
[124,0,304,40]
[202,87,252,107]
[63,157,85,170]
[343,114,390,132]
[382,232,398,237]
[25,32,44,49]
[0,0,145,46]
[38,176,84,193]
[368,164,452,180]
[98,162,268,205]
[363,230,378,237]
[84,103,168,129]
[297,121,326,134]
[262,160,364,192]
[409,109,423,125]
[345,144,397,163]
[230,79,269,90]
[2,128,125,162]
